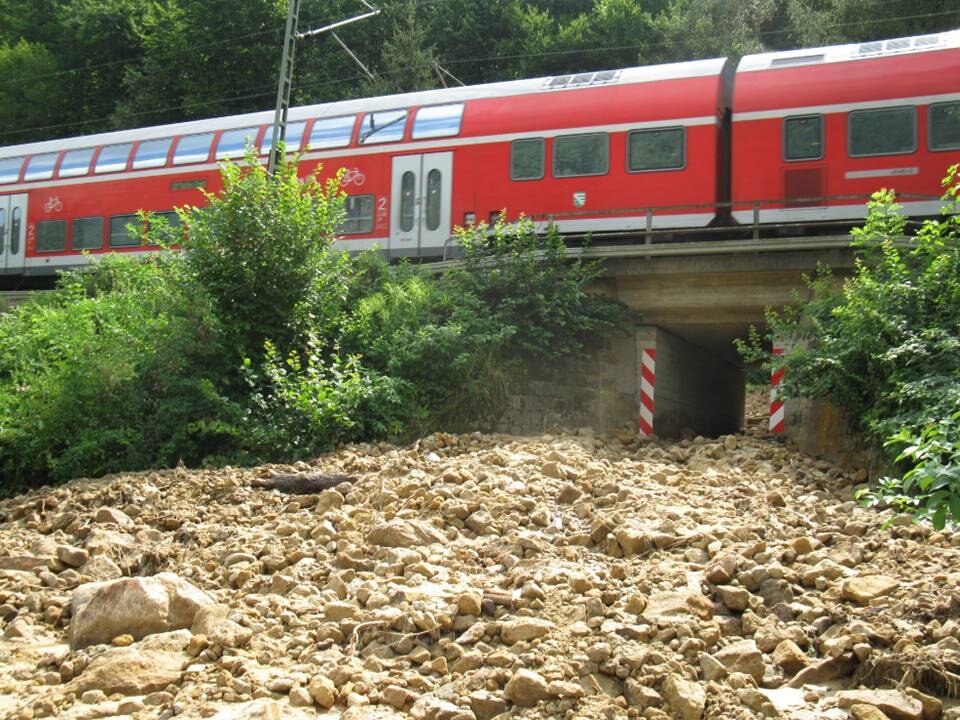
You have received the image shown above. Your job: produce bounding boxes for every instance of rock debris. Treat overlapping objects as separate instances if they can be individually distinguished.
[1,396,959,720]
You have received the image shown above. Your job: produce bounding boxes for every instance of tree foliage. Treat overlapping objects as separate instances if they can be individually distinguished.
[738,168,960,528]
[0,0,957,144]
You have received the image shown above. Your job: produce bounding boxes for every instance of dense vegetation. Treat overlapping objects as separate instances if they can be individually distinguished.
[738,168,960,528]
[1,0,957,145]
[0,156,623,489]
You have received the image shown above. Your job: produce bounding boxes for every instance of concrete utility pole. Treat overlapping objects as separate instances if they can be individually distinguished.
[268,0,381,176]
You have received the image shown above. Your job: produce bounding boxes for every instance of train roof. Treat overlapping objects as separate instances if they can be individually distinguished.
[738,28,960,73]
[0,57,726,160]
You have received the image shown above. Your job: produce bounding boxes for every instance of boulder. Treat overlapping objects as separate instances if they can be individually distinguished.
[505,669,549,706]
[662,674,706,720]
[366,520,447,548]
[837,690,923,720]
[69,572,214,649]
[500,617,555,644]
[714,639,765,682]
[210,700,281,720]
[841,575,900,605]
[70,646,187,695]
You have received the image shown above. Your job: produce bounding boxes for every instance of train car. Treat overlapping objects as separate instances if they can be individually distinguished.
[0,56,732,275]
[731,30,960,226]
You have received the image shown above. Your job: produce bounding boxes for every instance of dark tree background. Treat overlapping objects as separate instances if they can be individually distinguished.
[0,0,957,145]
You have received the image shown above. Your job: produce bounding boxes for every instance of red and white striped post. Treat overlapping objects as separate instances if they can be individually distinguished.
[639,347,656,437]
[769,345,786,434]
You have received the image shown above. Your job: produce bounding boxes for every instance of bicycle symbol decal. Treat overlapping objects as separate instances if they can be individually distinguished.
[43,196,64,213]
[341,168,366,187]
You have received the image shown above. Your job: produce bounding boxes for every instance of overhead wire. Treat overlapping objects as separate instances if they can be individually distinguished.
[0,5,957,142]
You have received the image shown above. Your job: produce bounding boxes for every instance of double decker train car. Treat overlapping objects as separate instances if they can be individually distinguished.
[0,28,958,278]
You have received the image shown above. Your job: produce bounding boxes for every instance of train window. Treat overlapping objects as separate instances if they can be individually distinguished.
[216,127,259,160]
[0,208,5,253]
[95,143,133,174]
[425,169,442,230]
[511,139,545,181]
[24,153,59,182]
[553,133,609,177]
[412,104,464,140]
[628,128,685,172]
[173,133,215,165]
[930,101,960,151]
[0,157,23,184]
[784,115,823,161]
[849,107,916,157]
[11,207,20,254]
[340,195,374,234]
[260,121,306,155]
[36,220,67,252]
[59,148,95,178]
[72,217,104,250]
[308,116,355,150]
[133,138,173,169]
[400,172,415,232]
[359,110,407,145]
[109,215,141,247]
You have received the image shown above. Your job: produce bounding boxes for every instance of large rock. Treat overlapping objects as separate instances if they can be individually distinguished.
[644,591,714,621]
[366,520,447,548]
[500,617,555,644]
[69,572,214,649]
[505,669,549,706]
[713,639,765,682]
[71,643,188,695]
[837,690,923,720]
[662,674,706,720]
[841,575,900,605]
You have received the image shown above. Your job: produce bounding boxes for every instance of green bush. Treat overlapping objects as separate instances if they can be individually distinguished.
[739,166,960,527]
[0,157,624,490]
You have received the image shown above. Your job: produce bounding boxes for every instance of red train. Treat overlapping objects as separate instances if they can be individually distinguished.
[0,29,958,277]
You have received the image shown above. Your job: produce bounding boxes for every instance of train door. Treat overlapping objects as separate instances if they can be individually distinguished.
[389,152,453,257]
[0,194,26,274]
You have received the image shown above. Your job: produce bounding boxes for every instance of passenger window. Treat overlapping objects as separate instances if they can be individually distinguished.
[553,133,608,177]
[930,101,960,151]
[629,128,685,171]
[0,208,5,254]
[426,169,442,230]
[0,157,24,184]
[849,107,916,157]
[72,217,104,250]
[96,143,133,174]
[341,195,374,234]
[412,104,464,140]
[216,127,259,160]
[173,133,215,165]
[109,215,142,247]
[511,139,545,181]
[360,110,407,145]
[59,148,95,177]
[37,220,67,252]
[308,116,355,150]
[24,153,59,182]
[133,138,172,169]
[260,121,306,155]
[784,116,823,161]
[400,172,415,231]
[11,207,20,254]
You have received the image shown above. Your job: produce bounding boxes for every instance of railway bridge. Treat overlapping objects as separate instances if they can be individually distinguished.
[484,232,860,440]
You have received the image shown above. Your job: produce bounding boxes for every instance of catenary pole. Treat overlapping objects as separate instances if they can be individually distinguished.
[267,0,380,176]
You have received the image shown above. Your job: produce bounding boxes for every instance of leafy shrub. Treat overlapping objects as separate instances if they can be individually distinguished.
[0,157,624,489]
[739,166,960,527]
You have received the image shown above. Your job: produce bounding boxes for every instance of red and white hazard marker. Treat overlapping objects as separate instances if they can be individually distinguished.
[639,348,656,437]
[769,346,785,434]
